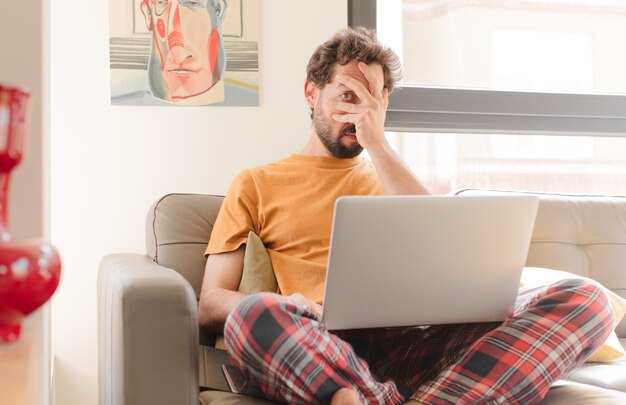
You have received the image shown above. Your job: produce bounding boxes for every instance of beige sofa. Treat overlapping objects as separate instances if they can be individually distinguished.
[98,190,626,405]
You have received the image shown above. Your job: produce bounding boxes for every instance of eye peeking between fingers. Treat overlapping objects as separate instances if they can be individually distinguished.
[339,91,358,103]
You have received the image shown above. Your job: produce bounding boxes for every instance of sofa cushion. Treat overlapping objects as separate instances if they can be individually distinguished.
[200,382,626,405]
[240,231,278,294]
[200,390,275,405]
[214,232,278,350]
[541,380,626,404]
[146,193,224,298]
[565,354,626,393]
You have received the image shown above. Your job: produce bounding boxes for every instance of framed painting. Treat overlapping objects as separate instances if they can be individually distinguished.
[109,0,259,106]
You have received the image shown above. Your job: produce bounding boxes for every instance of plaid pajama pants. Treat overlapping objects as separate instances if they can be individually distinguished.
[223,278,614,405]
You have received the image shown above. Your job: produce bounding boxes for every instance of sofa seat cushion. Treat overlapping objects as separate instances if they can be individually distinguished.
[565,355,626,393]
[199,381,626,405]
[200,390,275,405]
[541,380,626,404]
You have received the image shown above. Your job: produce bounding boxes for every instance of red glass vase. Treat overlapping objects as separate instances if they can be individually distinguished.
[0,84,61,343]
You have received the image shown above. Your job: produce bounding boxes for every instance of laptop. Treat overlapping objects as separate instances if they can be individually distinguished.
[321,195,538,330]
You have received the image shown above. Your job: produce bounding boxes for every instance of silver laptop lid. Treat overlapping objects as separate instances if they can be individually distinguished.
[321,195,538,330]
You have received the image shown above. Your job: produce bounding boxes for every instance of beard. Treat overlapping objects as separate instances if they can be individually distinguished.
[312,106,363,159]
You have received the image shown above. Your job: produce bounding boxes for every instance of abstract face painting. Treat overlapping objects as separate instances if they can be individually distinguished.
[110,0,258,106]
[140,0,227,105]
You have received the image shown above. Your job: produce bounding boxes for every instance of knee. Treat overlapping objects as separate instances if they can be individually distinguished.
[549,278,614,328]
[224,292,284,343]
[552,277,607,301]
[223,292,300,359]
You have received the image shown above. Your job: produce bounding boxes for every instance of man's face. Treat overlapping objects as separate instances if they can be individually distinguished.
[141,0,225,102]
[309,61,385,158]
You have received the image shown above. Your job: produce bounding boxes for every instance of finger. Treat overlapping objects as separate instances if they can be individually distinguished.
[312,303,323,317]
[358,62,384,98]
[334,100,367,114]
[332,113,361,123]
[289,293,306,306]
[335,74,374,105]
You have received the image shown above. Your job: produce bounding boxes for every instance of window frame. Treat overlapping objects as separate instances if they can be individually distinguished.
[348,0,626,137]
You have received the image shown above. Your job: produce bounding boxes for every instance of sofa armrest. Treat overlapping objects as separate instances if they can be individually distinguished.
[98,253,199,405]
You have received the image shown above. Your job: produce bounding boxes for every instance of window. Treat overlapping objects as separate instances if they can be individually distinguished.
[351,1,626,194]
[363,132,626,195]
[349,0,626,136]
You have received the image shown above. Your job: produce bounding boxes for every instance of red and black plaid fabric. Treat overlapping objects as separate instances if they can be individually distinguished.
[224,278,613,405]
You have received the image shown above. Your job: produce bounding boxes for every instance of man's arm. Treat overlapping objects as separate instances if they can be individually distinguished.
[199,245,323,334]
[334,62,431,195]
[364,141,431,195]
[198,246,247,334]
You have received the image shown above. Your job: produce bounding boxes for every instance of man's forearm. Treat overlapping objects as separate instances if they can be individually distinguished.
[199,287,247,334]
[367,141,431,195]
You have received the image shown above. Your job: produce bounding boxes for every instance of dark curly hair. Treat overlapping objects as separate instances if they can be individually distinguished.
[306,27,403,93]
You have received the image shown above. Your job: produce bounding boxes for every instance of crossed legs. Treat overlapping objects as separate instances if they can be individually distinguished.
[224,278,613,405]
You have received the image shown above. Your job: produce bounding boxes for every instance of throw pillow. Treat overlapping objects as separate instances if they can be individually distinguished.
[215,232,277,350]
[239,231,278,294]
[520,267,626,363]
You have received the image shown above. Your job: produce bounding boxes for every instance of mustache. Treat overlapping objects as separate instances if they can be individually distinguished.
[340,124,356,135]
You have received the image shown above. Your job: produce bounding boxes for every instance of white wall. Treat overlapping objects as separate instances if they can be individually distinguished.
[50,1,347,404]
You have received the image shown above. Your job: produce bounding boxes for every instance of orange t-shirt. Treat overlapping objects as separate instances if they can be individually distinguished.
[205,154,385,303]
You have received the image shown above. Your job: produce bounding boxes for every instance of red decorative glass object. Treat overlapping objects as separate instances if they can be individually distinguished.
[0,84,61,343]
